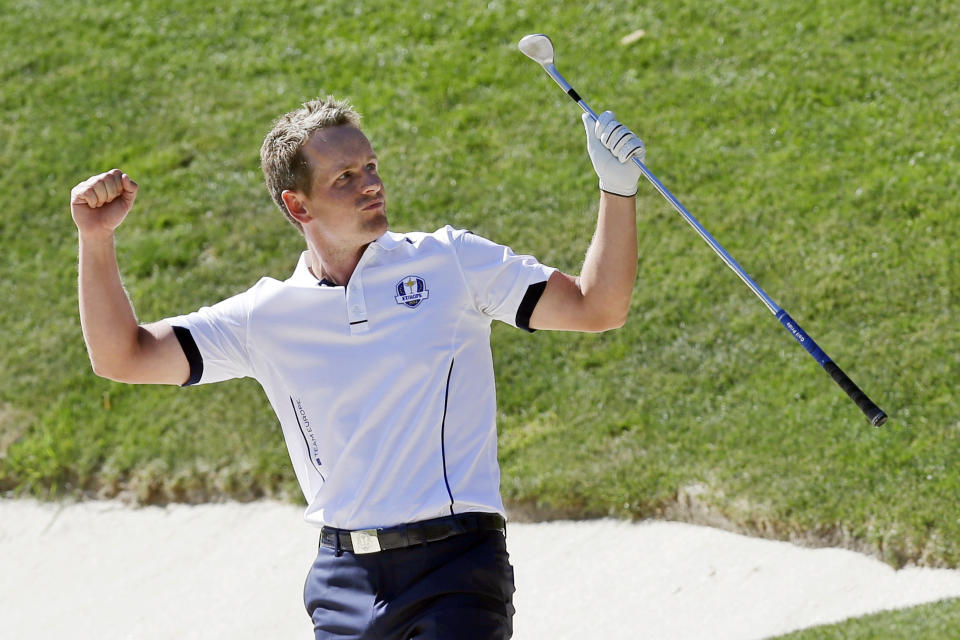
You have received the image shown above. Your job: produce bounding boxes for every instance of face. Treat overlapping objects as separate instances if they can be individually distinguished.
[292,125,387,249]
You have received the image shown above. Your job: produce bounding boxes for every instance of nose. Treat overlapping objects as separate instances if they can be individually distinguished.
[362,167,382,194]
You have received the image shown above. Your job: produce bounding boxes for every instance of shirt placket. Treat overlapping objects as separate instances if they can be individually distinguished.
[345,252,372,336]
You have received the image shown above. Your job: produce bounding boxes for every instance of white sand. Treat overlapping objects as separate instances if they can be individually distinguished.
[2,499,959,639]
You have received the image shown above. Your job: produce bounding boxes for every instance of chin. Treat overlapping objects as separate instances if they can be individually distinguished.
[367,212,389,235]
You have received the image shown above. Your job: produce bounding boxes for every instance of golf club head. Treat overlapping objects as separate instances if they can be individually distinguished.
[518,34,555,66]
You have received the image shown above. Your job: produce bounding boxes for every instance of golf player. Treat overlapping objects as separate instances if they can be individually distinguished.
[71,97,645,639]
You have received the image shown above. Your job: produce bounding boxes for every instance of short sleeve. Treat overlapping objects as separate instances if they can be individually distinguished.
[451,228,556,331]
[165,289,254,386]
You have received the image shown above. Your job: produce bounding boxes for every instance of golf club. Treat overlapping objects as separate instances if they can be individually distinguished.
[518,33,887,427]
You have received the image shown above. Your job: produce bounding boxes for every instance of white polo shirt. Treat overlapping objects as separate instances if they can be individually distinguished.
[168,226,555,530]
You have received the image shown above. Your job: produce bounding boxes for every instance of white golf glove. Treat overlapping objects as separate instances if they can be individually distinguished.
[582,111,645,197]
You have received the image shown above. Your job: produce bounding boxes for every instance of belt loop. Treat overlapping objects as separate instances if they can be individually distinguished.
[334,530,343,557]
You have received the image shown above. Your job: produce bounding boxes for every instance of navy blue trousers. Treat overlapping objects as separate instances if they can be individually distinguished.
[304,529,515,639]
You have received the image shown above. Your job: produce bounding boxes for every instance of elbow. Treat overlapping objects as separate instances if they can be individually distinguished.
[85,328,149,383]
[583,307,629,332]
[90,359,124,382]
[605,310,629,331]
[579,288,632,332]
[601,313,629,332]
[89,354,135,383]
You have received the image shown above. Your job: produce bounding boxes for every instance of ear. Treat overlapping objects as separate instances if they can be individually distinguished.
[281,189,312,225]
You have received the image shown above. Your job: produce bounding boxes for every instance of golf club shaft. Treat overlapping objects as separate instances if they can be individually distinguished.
[542,63,778,313]
[540,62,887,427]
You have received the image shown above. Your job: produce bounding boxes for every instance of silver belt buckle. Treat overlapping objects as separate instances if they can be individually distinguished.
[350,529,381,554]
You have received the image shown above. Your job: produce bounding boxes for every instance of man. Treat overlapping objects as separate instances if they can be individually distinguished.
[71,97,644,639]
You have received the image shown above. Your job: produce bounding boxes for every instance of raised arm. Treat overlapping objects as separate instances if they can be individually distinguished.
[529,112,643,332]
[72,169,189,385]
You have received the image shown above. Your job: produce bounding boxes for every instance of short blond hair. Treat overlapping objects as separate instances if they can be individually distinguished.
[260,96,362,232]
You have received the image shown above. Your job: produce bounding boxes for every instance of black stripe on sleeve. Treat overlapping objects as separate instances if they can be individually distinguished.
[172,325,203,386]
[515,280,548,333]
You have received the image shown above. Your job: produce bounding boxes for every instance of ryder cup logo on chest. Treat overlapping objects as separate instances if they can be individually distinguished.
[395,275,429,308]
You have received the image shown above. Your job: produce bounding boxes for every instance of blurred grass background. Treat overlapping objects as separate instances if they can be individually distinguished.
[1,0,959,630]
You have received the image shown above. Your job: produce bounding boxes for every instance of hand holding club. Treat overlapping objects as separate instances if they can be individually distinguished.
[583,111,645,196]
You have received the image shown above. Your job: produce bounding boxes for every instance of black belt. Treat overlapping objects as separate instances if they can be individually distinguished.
[320,512,506,554]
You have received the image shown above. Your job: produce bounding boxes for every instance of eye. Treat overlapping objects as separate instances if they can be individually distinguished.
[336,171,351,182]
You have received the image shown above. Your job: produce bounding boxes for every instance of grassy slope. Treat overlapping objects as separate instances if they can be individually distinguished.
[772,598,960,639]
[1,0,958,587]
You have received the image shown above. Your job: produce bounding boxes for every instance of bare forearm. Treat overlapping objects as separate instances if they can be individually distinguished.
[71,170,189,384]
[528,193,638,332]
[578,192,638,326]
[528,111,643,332]
[77,231,141,377]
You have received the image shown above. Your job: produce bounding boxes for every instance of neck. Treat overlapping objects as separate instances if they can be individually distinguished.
[306,240,367,286]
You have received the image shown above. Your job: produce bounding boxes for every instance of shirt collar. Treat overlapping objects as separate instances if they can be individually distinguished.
[287,231,405,287]
[372,230,405,251]
[289,252,321,286]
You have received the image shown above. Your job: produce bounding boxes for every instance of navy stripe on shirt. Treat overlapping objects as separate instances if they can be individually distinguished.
[515,280,547,333]
[172,325,203,386]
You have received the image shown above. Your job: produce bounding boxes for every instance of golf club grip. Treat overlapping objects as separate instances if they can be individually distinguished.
[777,311,887,426]
[822,361,887,426]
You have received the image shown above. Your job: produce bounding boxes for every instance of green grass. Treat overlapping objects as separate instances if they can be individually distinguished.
[2,0,959,598]
[772,598,960,639]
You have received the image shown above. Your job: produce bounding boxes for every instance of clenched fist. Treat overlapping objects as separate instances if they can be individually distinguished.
[71,169,138,236]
